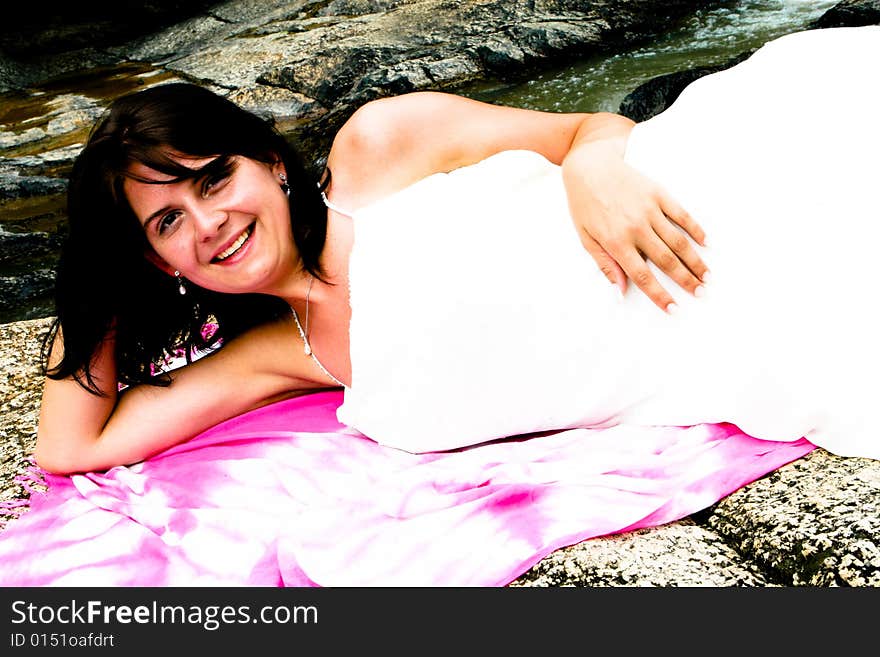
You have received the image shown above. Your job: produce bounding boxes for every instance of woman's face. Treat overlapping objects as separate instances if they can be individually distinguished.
[124,153,297,296]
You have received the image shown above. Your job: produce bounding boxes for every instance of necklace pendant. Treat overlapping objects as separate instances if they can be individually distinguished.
[304,343,312,356]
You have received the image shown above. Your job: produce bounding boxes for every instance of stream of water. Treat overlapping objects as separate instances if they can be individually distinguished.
[459,0,839,112]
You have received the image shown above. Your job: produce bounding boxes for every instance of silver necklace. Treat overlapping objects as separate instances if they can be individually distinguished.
[290,275,346,387]
[303,274,313,356]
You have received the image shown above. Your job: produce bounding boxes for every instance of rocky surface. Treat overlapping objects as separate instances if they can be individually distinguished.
[2,318,878,587]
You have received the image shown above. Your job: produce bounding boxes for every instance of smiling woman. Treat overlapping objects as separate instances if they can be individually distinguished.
[33,26,880,479]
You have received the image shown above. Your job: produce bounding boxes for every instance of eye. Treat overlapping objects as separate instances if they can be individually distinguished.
[201,171,230,198]
[158,210,182,235]
[201,174,226,196]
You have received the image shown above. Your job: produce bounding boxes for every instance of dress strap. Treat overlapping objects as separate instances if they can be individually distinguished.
[321,191,354,218]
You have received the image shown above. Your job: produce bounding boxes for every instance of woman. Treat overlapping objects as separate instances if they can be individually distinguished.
[35,25,879,476]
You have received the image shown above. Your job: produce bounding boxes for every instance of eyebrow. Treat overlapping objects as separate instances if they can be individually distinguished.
[142,206,171,228]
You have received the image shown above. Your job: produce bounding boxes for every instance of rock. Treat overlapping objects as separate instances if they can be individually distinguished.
[620,0,880,122]
[706,449,880,586]
[0,175,68,201]
[809,0,880,29]
[0,271,56,324]
[0,1,222,58]
[618,52,752,122]
[513,520,774,586]
[0,317,51,502]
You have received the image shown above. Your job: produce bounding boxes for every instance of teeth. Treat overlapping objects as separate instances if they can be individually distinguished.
[215,227,251,261]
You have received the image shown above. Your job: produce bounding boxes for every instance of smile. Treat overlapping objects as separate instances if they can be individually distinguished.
[213,224,254,262]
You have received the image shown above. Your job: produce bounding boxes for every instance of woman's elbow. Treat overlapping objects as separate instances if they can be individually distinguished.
[32,445,75,475]
[33,434,95,476]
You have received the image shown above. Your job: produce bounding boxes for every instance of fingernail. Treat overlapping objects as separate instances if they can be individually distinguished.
[666,302,678,315]
[694,285,705,298]
[701,270,712,284]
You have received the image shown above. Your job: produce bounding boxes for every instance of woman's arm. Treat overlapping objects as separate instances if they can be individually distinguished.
[326,91,708,312]
[34,317,312,475]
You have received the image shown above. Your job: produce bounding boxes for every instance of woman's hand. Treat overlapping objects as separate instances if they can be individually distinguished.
[562,115,709,313]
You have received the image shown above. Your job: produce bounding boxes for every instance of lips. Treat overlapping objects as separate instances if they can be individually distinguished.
[212,223,254,263]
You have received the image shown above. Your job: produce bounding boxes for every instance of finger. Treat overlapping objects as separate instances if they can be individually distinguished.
[650,219,711,292]
[658,190,707,247]
[578,230,628,294]
[613,246,677,313]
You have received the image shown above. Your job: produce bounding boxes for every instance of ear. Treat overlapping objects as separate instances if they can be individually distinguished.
[144,248,177,277]
[270,157,287,181]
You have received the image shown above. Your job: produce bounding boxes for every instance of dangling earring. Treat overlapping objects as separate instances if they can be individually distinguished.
[174,270,187,296]
[279,172,290,197]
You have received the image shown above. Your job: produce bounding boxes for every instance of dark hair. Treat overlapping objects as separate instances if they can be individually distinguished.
[42,82,329,394]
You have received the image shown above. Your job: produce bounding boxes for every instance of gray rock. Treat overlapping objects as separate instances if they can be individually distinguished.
[0,49,121,95]
[0,318,51,504]
[706,450,880,586]
[0,2,222,58]
[618,51,752,122]
[810,0,880,29]
[226,84,328,131]
[109,16,237,64]
[0,271,56,325]
[0,175,67,200]
[620,0,880,122]
[512,520,774,587]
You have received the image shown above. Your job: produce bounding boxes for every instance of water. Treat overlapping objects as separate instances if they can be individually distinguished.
[459,0,839,113]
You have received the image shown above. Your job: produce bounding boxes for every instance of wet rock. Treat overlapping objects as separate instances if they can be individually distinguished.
[0,50,121,95]
[0,1,224,58]
[0,175,67,200]
[810,0,880,29]
[620,0,880,122]
[618,52,752,122]
[0,271,56,325]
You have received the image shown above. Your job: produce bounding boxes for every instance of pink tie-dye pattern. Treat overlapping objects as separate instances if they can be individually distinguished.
[0,391,814,586]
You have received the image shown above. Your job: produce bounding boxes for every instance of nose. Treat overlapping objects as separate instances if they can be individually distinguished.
[190,202,227,242]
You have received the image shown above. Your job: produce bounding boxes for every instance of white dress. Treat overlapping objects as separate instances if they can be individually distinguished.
[337,26,880,461]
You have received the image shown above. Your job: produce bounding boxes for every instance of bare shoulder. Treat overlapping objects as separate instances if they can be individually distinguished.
[324,92,467,208]
[324,91,588,209]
